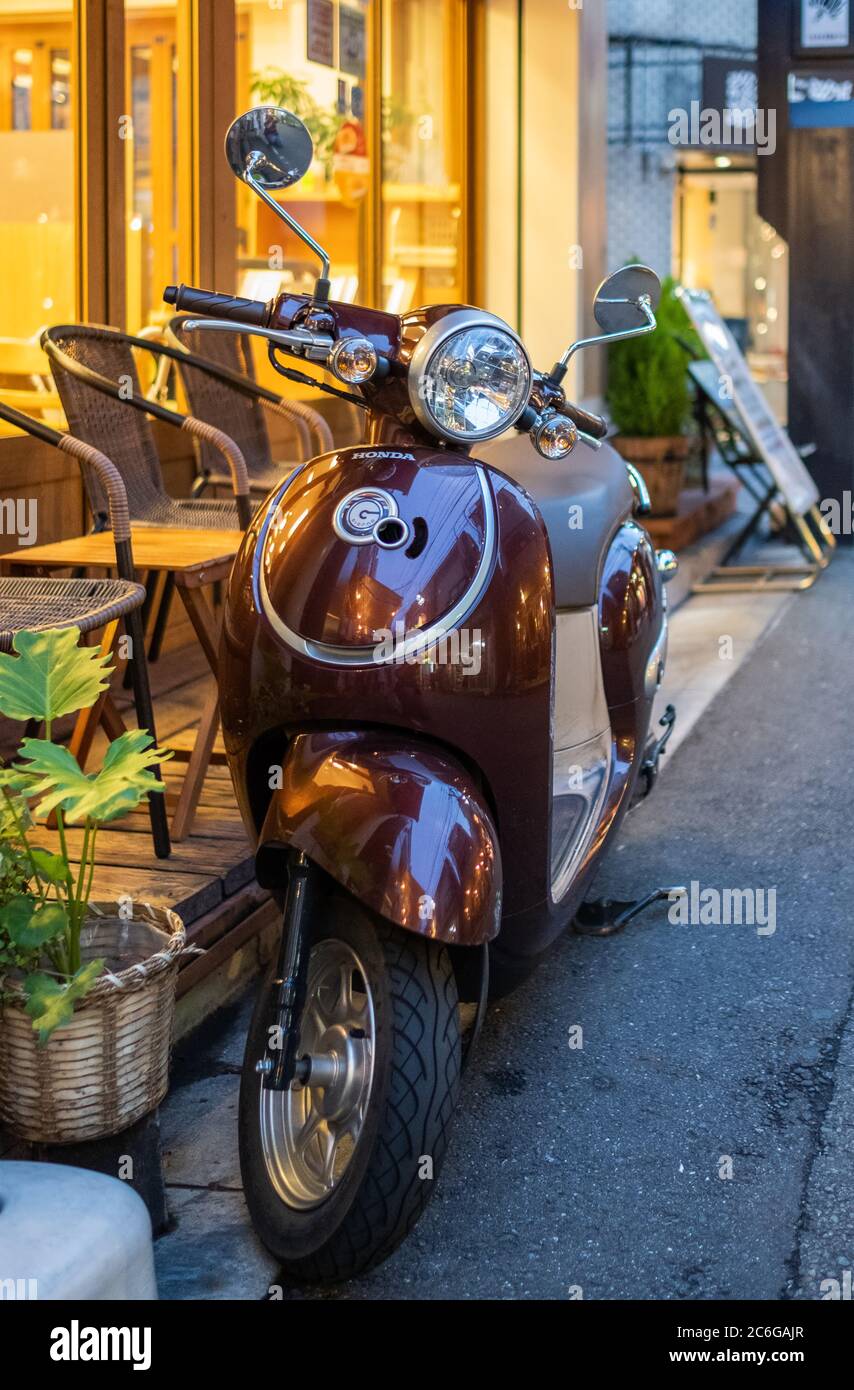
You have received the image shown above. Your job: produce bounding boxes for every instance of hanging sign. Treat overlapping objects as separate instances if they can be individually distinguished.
[795,1,853,55]
[676,288,819,517]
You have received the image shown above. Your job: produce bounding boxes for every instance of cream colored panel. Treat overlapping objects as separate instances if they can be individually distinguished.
[553,607,609,750]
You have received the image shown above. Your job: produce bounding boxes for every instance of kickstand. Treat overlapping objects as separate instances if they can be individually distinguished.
[572,885,686,938]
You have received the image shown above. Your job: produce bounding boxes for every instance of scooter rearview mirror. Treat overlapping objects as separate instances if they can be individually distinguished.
[225,106,314,190]
[224,106,332,301]
[547,263,661,385]
[593,264,661,334]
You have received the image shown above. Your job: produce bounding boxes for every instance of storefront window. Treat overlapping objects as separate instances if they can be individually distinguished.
[0,1,75,339]
[381,0,464,312]
[235,0,373,309]
[125,0,180,331]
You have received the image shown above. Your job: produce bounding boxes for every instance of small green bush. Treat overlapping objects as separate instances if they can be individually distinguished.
[606,274,702,439]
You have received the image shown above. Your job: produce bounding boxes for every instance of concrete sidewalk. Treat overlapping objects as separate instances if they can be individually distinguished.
[155,553,852,1300]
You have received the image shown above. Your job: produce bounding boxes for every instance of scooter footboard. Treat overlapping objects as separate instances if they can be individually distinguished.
[254,730,502,947]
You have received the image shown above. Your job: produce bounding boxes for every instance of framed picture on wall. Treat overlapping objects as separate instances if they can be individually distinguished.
[794,0,854,58]
[307,0,336,68]
[339,6,366,79]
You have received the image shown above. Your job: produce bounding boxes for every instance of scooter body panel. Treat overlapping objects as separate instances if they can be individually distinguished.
[254,729,502,947]
[219,445,664,962]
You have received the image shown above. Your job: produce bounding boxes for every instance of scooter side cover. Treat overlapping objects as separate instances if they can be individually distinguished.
[255,730,502,947]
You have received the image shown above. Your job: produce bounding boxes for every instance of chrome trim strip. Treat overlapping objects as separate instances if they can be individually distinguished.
[252,465,497,668]
[625,462,651,515]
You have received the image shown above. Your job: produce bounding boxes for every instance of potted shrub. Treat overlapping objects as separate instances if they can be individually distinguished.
[607,274,701,516]
[0,627,187,1144]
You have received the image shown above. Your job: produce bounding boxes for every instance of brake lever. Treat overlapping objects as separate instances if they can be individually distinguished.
[181,316,334,364]
[576,429,603,451]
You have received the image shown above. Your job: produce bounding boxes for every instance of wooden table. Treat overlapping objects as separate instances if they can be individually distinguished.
[1,526,244,841]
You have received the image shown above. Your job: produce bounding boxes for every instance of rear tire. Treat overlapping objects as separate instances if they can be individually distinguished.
[239,893,461,1283]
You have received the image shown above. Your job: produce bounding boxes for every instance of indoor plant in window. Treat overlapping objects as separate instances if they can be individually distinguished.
[0,627,186,1145]
[251,71,342,181]
[607,273,701,516]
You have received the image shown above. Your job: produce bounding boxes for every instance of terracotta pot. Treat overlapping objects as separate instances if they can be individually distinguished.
[612,436,692,516]
[0,900,187,1144]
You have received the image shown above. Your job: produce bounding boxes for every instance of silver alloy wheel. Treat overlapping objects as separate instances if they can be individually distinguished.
[259,938,376,1210]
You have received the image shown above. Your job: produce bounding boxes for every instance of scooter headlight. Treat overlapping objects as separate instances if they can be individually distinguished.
[408,310,532,444]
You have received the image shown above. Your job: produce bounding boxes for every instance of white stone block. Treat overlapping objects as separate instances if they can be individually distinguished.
[0,1161,157,1301]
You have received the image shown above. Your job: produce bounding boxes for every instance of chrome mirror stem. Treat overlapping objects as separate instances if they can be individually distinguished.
[556,296,656,376]
[244,154,331,284]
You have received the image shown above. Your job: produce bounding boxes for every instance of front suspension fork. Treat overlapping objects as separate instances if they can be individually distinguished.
[256,848,314,1091]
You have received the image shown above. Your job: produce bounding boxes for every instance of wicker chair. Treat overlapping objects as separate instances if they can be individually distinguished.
[0,401,170,858]
[165,314,336,496]
[40,325,252,532]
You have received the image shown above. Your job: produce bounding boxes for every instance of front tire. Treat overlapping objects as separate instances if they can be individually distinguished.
[239,893,461,1283]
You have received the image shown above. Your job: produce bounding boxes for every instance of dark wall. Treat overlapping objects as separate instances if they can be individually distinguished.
[758,0,854,527]
[788,125,854,505]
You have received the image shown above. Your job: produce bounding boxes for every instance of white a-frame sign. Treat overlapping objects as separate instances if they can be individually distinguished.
[676,287,834,590]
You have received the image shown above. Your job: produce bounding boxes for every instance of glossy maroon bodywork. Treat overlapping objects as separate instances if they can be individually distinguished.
[585,523,663,867]
[220,443,553,934]
[259,451,487,646]
[255,730,501,946]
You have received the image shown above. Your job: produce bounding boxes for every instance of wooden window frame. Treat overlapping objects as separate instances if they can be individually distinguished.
[73,0,235,330]
[75,0,126,325]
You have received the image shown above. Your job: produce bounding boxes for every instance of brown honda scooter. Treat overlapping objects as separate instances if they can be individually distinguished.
[164,107,681,1283]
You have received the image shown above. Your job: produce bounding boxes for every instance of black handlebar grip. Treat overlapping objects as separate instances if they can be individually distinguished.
[163,283,268,326]
[561,400,608,441]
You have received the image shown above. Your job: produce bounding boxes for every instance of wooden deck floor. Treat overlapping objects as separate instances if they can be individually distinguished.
[2,640,274,998]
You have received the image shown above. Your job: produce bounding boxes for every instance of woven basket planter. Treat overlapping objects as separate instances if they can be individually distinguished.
[612,436,693,517]
[0,900,186,1145]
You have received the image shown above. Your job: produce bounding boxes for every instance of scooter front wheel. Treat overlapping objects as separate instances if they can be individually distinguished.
[239,893,461,1283]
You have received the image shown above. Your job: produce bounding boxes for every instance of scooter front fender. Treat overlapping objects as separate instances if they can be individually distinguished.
[255,731,501,947]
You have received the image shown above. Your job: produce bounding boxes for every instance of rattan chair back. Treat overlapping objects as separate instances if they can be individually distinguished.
[42,325,167,524]
[168,317,275,485]
[41,325,249,530]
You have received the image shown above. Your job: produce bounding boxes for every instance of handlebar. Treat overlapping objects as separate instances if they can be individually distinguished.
[164,283,268,326]
[557,398,608,441]
[165,283,610,445]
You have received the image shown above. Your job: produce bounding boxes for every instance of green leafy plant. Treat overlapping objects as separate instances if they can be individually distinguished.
[606,273,703,439]
[0,628,169,1042]
[250,70,343,178]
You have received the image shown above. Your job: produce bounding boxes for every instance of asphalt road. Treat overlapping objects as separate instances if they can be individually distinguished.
[295,551,854,1300]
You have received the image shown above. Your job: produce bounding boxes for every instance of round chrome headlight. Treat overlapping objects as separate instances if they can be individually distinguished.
[408,310,532,444]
